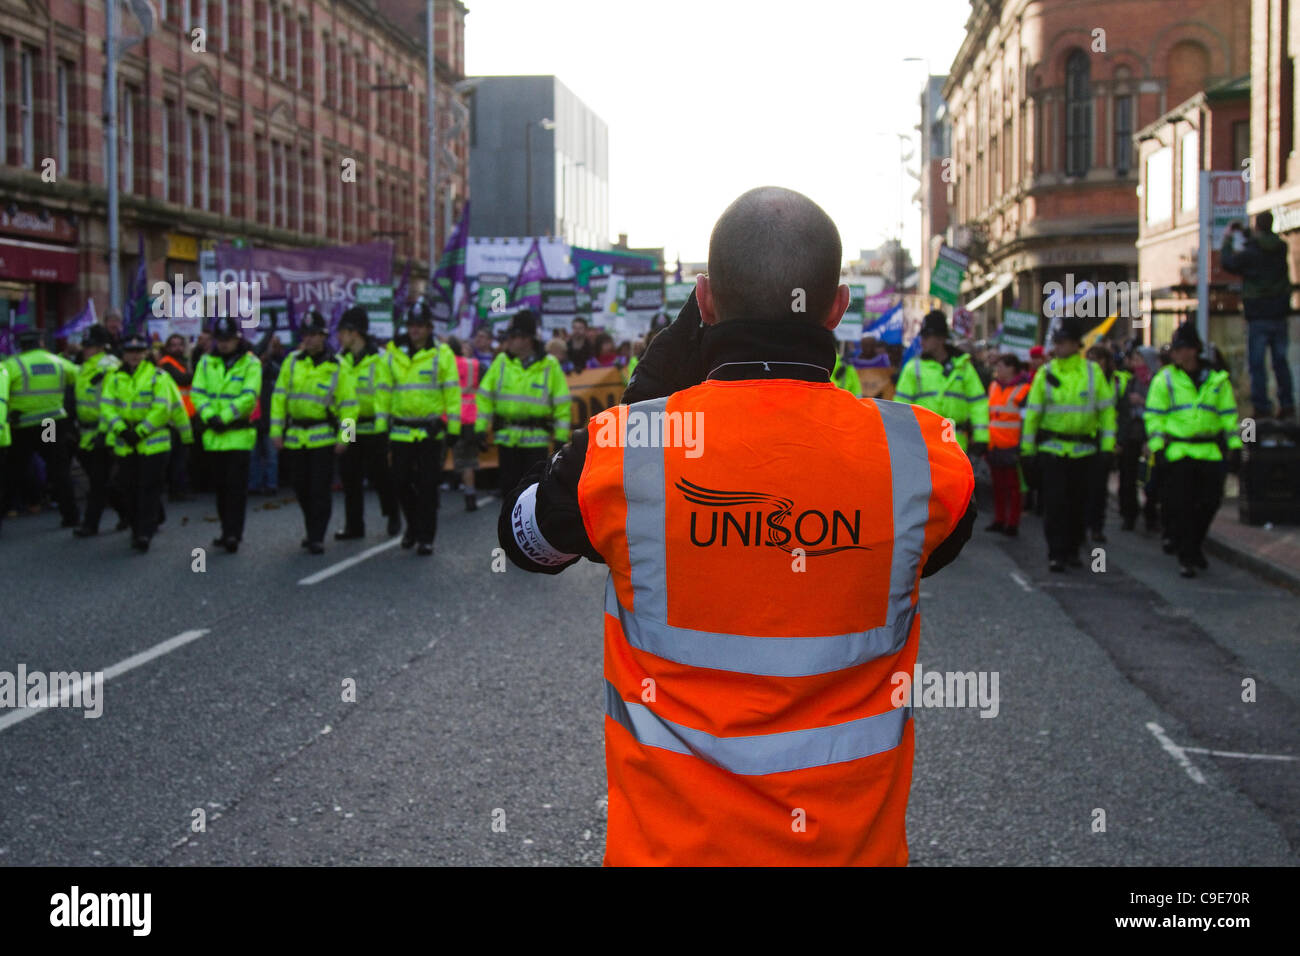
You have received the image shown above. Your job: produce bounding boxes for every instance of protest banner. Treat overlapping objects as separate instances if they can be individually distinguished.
[541,280,578,333]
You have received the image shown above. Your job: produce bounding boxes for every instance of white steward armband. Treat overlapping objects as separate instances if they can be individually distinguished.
[511,482,579,567]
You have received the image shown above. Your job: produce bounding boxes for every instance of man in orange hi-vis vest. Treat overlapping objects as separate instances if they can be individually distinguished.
[497,187,976,866]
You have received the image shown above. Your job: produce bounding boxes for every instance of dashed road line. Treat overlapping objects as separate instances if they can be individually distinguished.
[297,537,403,586]
[1146,721,1208,785]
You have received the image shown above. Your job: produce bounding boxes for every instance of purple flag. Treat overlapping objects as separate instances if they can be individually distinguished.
[125,233,149,336]
[508,239,547,311]
[393,257,412,320]
[432,202,471,308]
[57,299,98,339]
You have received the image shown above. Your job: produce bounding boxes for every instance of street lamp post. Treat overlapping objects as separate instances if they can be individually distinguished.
[524,117,556,237]
[426,0,437,286]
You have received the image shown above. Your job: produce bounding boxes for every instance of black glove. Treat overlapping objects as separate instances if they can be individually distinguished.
[6,408,18,425]
[118,427,139,448]
[622,289,706,405]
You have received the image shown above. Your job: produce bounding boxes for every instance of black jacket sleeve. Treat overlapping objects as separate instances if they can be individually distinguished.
[622,289,707,404]
[498,428,604,574]
[920,497,976,578]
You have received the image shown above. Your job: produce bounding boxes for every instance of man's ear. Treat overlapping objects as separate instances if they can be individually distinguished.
[696,274,718,326]
[823,283,851,331]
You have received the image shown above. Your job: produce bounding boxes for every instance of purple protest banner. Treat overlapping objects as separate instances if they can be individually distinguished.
[214,240,393,313]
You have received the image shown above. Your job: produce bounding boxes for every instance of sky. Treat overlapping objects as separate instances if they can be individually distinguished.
[464,0,973,266]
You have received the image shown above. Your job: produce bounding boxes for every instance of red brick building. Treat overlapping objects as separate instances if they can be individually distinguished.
[1135,77,1250,349]
[0,0,469,334]
[942,0,1250,341]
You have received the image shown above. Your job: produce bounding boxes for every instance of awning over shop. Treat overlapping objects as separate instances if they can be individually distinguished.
[963,273,1014,311]
[0,239,79,283]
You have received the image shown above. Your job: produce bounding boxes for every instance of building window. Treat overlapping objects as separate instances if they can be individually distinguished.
[300,19,312,93]
[1180,129,1199,212]
[254,1,266,71]
[0,43,7,165]
[278,5,287,81]
[56,61,69,179]
[264,1,273,76]
[201,114,213,211]
[1064,49,1092,177]
[222,122,232,216]
[1145,146,1172,225]
[220,0,229,50]
[1232,120,1250,174]
[267,141,277,227]
[162,100,172,201]
[1114,95,1133,174]
[121,85,137,193]
[183,109,195,206]
[296,149,305,231]
[20,47,35,169]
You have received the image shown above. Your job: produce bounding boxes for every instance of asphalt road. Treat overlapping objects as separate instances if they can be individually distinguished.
[0,478,1296,866]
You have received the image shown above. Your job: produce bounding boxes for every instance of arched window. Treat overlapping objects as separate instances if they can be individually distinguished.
[1113,66,1134,175]
[1065,49,1092,176]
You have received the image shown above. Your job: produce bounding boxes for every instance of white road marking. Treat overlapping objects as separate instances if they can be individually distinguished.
[1010,571,1034,593]
[1182,746,1298,762]
[0,629,211,734]
[1146,721,1207,784]
[298,537,403,585]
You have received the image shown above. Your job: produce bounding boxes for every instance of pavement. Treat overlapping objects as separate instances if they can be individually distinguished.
[0,473,1296,866]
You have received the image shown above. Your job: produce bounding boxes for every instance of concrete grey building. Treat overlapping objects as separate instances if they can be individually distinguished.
[467,75,609,246]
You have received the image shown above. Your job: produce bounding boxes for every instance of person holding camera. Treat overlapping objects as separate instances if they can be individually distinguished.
[1221,213,1294,420]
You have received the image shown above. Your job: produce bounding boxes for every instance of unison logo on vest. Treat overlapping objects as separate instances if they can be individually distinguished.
[591,406,704,458]
[676,478,869,556]
[0,665,103,719]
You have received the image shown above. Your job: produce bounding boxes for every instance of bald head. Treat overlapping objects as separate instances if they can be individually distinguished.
[703,187,843,325]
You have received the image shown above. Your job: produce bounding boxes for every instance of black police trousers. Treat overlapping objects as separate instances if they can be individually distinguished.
[1040,453,1093,563]
[284,446,335,546]
[497,445,549,501]
[75,444,122,533]
[208,449,251,541]
[339,432,396,534]
[391,436,443,545]
[113,451,168,541]
[1164,458,1223,566]
[8,420,78,524]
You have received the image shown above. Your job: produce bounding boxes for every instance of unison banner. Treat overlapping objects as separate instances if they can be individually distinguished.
[214,241,393,311]
[565,366,625,429]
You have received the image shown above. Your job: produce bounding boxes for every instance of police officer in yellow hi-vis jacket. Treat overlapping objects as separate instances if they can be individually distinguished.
[337,305,399,540]
[1144,321,1242,578]
[270,310,357,555]
[384,302,460,555]
[477,309,571,497]
[71,325,122,538]
[102,331,193,552]
[2,328,80,528]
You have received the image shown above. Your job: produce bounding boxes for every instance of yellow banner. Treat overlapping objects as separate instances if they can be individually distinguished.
[165,233,199,262]
[566,366,627,429]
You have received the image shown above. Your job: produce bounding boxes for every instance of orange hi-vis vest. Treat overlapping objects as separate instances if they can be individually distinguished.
[987,380,1030,449]
[157,354,195,418]
[578,380,974,866]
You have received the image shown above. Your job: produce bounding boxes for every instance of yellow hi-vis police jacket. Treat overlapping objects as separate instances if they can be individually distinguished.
[74,352,122,450]
[102,360,193,456]
[384,340,461,443]
[340,343,392,437]
[476,350,571,448]
[1,348,78,429]
[894,352,989,449]
[270,349,357,450]
[1144,364,1242,463]
[1020,353,1116,458]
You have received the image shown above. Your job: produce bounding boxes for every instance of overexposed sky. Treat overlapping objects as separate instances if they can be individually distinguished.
[465,0,972,265]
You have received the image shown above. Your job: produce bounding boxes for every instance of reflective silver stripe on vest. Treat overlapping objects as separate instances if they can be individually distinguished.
[612,396,931,678]
[604,578,918,677]
[873,398,934,623]
[624,396,670,624]
[605,680,911,776]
